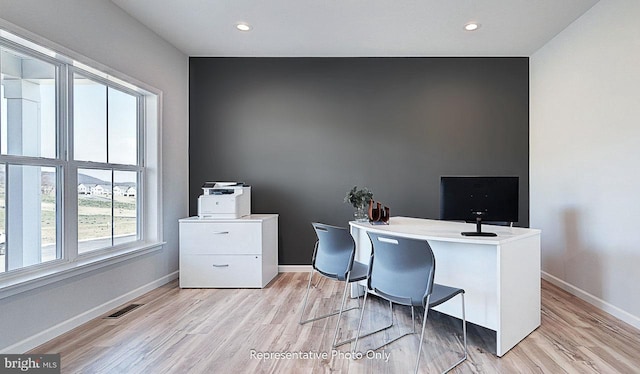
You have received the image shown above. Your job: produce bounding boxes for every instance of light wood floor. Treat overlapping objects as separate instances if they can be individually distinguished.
[31,273,640,373]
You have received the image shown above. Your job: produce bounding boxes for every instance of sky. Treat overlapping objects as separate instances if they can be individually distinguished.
[1,70,138,183]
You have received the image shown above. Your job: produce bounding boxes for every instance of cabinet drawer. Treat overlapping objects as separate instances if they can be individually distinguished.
[180,221,261,255]
[180,254,263,288]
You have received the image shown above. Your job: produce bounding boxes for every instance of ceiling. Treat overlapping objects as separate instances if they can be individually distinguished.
[111,0,599,57]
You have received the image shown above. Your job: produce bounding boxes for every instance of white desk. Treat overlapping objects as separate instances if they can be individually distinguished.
[349,216,541,357]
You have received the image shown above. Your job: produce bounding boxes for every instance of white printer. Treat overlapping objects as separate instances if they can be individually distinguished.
[197,182,251,219]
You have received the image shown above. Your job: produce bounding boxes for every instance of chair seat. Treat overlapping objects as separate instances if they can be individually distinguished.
[347,261,369,282]
[429,284,464,308]
[371,284,464,307]
[326,260,368,281]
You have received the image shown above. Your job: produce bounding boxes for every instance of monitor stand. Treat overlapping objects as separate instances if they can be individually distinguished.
[462,217,497,237]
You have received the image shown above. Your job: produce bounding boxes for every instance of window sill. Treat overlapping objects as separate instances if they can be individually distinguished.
[0,241,165,301]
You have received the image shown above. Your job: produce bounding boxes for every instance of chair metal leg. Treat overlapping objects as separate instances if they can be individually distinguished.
[300,270,362,325]
[366,300,419,351]
[351,300,395,346]
[332,274,353,347]
[463,293,467,356]
[352,288,369,354]
[415,296,430,374]
[299,269,316,324]
[439,293,468,373]
[411,306,416,333]
[349,292,419,352]
[415,293,468,374]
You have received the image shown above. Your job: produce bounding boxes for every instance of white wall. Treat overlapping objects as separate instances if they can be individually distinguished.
[0,0,189,350]
[531,0,640,328]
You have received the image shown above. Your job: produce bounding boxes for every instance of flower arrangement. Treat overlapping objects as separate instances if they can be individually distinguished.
[344,186,373,209]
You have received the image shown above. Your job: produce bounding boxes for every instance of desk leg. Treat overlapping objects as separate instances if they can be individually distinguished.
[350,225,370,299]
[496,235,541,356]
[350,282,365,298]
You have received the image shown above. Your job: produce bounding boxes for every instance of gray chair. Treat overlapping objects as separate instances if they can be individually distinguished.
[353,232,468,374]
[299,223,370,347]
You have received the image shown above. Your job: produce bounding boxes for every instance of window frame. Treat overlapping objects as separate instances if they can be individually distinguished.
[0,25,164,299]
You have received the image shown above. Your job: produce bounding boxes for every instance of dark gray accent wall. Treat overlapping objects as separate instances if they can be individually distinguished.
[189,57,529,265]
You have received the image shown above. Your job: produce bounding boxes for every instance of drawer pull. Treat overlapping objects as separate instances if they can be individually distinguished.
[212,231,229,235]
[212,264,230,268]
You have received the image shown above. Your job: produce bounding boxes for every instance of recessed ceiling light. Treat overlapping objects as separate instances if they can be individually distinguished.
[236,23,252,31]
[464,22,480,31]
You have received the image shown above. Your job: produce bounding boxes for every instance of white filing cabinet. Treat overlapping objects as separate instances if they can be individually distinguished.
[179,214,278,288]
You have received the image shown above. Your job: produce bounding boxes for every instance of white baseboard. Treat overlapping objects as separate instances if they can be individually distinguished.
[541,271,640,330]
[278,265,312,272]
[2,271,179,354]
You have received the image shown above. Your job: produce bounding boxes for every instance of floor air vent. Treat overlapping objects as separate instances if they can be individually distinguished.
[105,304,143,319]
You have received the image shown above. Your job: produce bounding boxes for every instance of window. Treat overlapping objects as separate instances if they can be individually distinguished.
[73,74,141,254]
[0,28,161,284]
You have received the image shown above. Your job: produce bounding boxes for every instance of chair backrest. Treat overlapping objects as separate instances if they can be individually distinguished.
[311,223,357,281]
[366,232,435,307]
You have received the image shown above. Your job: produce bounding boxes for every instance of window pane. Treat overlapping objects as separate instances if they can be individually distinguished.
[74,75,106,162]
[78,168,112,253]
[1,47,57,158]
[108,88,137,165]
[3,165,59,272]
[114,171,137,245]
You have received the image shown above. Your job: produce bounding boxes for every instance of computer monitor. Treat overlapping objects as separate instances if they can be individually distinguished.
[440,176,519,237]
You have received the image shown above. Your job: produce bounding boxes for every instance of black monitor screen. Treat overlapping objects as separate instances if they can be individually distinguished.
[440,176,519,224]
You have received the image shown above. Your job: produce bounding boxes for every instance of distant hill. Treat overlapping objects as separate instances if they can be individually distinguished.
[77,173,107,185]
[39,171,105,186]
